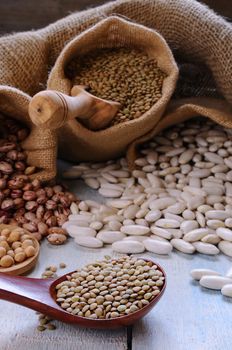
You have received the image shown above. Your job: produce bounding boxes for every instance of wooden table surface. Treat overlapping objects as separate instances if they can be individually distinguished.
[0,169,232,350]
[0,2,232,348]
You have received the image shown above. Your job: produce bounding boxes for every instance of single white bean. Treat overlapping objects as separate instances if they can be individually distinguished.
[123,204,140,219]
[180,220,199,234]
[112,240,145,254]
[192,242,219,255]
[150,227,172,239]
[205,210,230,220]
[107,199,132,209]
[99,188,122,198]
[218,241,232,257]
[184,228,209,242]
[201,234,221,244]
[143,239,172,255]
[120,225,150,236]
[89,221,103,230]
[171,239,195,254]
[190,269,220,280]
[145,210,162,222]
[225,218,232,228]
[96,231,126,244]
[182,209,195,220]
[74,236,103,248]
[216,227,232,241]
[199,276,232,290]
[207,220,225,229]
[164,213,184,223]
[196,212,205,227]
[155,218,180,229]
[163,202,186,215]
[149,197,176,210]
[221,284,232,297]
[108,221,122,231]
[85,178,100,189]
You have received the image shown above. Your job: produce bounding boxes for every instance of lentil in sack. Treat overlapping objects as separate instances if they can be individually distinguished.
[48,16,178,162]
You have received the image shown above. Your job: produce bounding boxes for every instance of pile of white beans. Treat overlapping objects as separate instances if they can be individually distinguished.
[191,268,232,297]
[63,119,232,258]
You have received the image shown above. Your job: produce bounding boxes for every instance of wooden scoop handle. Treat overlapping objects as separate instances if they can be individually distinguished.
[0,272,59,315]
[29,85,120,130]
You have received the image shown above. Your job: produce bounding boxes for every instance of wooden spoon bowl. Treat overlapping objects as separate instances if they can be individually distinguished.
[0,224,40,276]
[0,259,166,329]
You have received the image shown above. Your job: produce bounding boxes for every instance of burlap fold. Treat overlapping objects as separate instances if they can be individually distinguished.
[0,0,232,179]
[48,16,178,162]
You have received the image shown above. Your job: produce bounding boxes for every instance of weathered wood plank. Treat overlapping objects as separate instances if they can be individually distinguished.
[132,251,232,350]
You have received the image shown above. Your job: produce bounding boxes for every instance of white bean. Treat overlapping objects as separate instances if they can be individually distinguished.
[155,218,180,229]
[171,239,195,254]
[74,236,103,248]
[112,240,145,254]
[192,242,219,255]
[218,241,232,257]
[184,228,209,242]
[96,231,126,244]
[143,239,172,255]
[150,227,172,240]
[149,197,176,210]
[190,269,220,281]
[67,226,96,238]
[221,284,232,297]
[216,227,232,241]
[200,276,232,290]
[120,225,150,236]
[180,220,199,234]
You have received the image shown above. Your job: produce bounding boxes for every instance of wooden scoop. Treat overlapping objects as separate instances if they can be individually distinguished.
[29,85,121,131]
[0,260,166,329]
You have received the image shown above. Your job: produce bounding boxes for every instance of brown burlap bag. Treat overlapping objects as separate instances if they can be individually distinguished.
[47,16,178,162]
[0,0,232,176]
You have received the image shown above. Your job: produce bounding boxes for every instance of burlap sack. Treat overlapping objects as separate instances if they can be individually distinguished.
[127,97,232,164]
[47,16,178,162]
[0,0,232,174]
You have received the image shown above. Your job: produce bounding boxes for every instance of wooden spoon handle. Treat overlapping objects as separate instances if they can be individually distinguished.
[0,272,58,314]
[29,85,120,130]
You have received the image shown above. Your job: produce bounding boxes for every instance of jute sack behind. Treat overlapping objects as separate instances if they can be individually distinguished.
[0,34,59,181]
[127,97,232,164]
[0,0,232,174]
[47,16,178,162]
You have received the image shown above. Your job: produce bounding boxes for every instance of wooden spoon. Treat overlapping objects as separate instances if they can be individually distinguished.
[29,85,121,131]
[0,260,166,329]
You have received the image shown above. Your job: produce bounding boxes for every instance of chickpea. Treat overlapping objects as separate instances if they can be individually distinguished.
[14,247,24,254]
[0,241,10,251]
[0,247,6,258]
[22,240,34,249]
[1,228,10,238]
[14,252,26,263]
[8,231,20,243]
[0,255,14,268]
[21,235,32,242]
[7,250,15,258]
[24,246,36,258]
[12,241,22,250]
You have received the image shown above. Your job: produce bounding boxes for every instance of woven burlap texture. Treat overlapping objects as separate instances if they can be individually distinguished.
[48,16,178,162]
[0,0,232,176]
